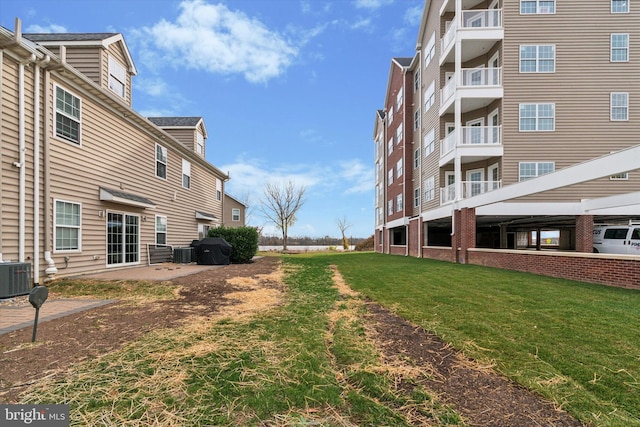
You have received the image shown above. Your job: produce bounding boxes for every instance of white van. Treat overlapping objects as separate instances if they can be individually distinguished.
[593,222,640,255]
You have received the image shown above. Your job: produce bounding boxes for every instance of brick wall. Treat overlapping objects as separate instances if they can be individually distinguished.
[422,246,456,263]
[468,249,640,290]
[408,218,420,257]
[575,215,594,253]
[390,245,406,255]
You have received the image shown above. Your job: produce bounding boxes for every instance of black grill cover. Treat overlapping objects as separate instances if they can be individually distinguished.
[191,237,232,265]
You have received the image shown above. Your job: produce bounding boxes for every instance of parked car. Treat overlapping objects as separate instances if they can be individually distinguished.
[593,222,640,254]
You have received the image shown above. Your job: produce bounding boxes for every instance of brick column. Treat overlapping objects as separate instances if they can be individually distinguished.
[452,208,476,263]
[575,215,594,253]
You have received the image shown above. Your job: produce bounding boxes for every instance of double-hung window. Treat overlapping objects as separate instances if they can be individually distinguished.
[55,86,81,145]
[155,215,167,245]
[387,106,394,125]
[232,208,241,221]
[414,188,421,208]
[196,131,205,155]
[396,123,403,144]
[414,108,420,130]
[520,0,555,14]
[414,148,420,169]
[424,81,435,110]
[387,200,393,216]
[424,176,435,202]
[108,56,127,98]
[396,159,403,178]
[216,178,222,201]
[396,87,403,111]
[519,103,555,131]
[54,200,81,252]
[156,144,167,179]
[396,194,403,212]
[387,168,394,184]
[611,0,629,13]
[414,69,420,92]
[519,162,554,181]
[424,33,436,68]
[424,129,435,156]
[519,45,555,72]
[387,138,393,156]
[611,34,629,62]
[182,159,191,189]
[610,93,629,121]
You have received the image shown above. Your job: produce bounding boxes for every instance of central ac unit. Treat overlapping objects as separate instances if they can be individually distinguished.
[0,262,32,299]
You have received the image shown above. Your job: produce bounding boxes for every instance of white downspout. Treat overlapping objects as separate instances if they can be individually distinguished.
[0,50,3,263]
[33,55,50,284]
[42,65,57,279]
[17,56,35,262]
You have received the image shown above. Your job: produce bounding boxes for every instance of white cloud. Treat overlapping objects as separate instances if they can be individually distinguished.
[404,4,423,26]
[26,23,68,33]
[140,0,299,84]
[354,0,394,10]
[338,159,373,194]
[135,77,169,97]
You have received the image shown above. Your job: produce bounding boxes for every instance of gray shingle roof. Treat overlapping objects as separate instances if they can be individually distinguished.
[24,33,118,42]
[147,117,203,127]
[393,57,413,67]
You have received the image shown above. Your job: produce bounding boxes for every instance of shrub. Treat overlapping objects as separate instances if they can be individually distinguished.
[208,226,259,263]
[354,235,374,252]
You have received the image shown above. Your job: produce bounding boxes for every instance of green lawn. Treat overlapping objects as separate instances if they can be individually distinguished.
[325,252,640,426]
[26,252,640,426]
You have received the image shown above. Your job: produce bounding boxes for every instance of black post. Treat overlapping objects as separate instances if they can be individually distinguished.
[32,307,40,343]
[28,285,49,343]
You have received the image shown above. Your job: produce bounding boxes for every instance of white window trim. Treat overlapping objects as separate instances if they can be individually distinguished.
[396,194,403,212]
[196,131,205,155]
[106,211,140,266]
[54,84,82,146]
[414,188,421,208]
[424,128,435,156]
[156,144,167,180]
[182,159,191,189]
[519,44,556,73]
[424,176,435,202]
[232,208,241,221]
[519,103,555,132]
[155,215,167,245]
[388,168,394,184]
[414,148,420,169]
[611,0,630,13]
[520,0,556,14]
[610,33,629,62]
[216,178,222,201]
[108,56,127,99]
[424,81,435,110]
[424,32,436,68]
[54,199,82,253]
[396,159,403,179]
[610,92,629,121]
[518,162,555,181]
[610,172,629,180]
[396,87,404,112]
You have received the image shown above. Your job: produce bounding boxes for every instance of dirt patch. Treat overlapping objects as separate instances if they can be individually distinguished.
[0,257,584,426]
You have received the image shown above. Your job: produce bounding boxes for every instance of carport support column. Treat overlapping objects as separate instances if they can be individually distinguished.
[453,208,476,264]
[575,215,594,253]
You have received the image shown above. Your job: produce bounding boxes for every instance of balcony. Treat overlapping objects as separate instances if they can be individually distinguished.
[440,180,502,204]
[439,125,503,166]
[440,67,503,115]
[440,9,503,65]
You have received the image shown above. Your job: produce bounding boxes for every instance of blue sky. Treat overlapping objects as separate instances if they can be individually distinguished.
[1,0,423,239]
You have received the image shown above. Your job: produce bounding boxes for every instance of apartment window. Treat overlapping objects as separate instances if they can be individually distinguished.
[108,56,126,98]
[387,199,394,216]
[196,131,205,155]
[414,188,421,208]
[424,176,435,202]
[424,129,435,156]
[232,208,241,221]
[519,162,555,181]
[414,109,420,130]
[396,159,403,178]
[611,34,629,62]
[155,215,167,245]
[610,172,628,180]
[216,178,222,201]
[520,0,555,14]
[414,148,420,169]
[424,81,435,110]
[396,87,404,112]
[387,138,393,156]
[424,32,436,68]
[388,107,394,125]
[611,0,629,13]
[396,194,403,212]
[182,159,191,189]
[156,144,167,179]
[414,69,421,92]
[611,93,629,121]
[519,103,555,131]
[396,123,403,143]
[54,200,81,251]
[55,85,81,144]
[520,45,555,73]
[388,168,394,184]
[198,224,210,240]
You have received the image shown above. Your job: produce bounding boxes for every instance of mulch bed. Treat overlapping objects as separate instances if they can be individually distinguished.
[0,256,585,426]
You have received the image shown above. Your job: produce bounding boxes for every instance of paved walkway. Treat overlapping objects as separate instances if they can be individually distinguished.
[0,299,114,335]
[0,262,221,335]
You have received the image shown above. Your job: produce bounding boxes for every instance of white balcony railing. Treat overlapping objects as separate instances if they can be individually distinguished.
[441,20,457,55]
[440,75,456,105]
[440,180,502,204]
[461,9,502,29]
[461,67,501,87]
[461,125,501,146]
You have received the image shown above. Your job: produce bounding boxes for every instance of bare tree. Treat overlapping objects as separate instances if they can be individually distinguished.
[259,181,306,251]
[336,215,352,250]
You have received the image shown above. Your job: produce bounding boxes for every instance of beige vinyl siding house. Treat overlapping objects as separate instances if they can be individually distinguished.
[222,194,247,228]
[0,21,229,282]
[374,0,640,258]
